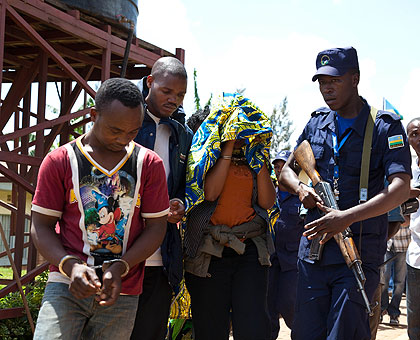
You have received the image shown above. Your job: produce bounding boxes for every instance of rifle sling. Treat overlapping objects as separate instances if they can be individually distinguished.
[358,106,378,254]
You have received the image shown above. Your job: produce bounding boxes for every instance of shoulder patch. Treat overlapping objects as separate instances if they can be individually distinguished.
[388,135,404,149]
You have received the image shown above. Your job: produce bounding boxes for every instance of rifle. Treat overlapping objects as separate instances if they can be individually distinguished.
[294,140,374,316]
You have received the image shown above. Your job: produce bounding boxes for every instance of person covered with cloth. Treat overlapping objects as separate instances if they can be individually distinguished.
[183,93,277,340]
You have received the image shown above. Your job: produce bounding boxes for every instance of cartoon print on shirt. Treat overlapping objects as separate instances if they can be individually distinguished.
[80,168,136,256]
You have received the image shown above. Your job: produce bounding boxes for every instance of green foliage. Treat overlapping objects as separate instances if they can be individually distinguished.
[193,69,201,112]
[0,271,48,340]
[193,69,212,113]
[270,97,294,158]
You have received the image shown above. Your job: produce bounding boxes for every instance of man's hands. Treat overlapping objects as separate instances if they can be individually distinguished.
[296,183,323,209]
[66,261,101,299]
[168,198,185,223]
[303,203,354,244]
[65,260,125,306]
[296,184,352,244]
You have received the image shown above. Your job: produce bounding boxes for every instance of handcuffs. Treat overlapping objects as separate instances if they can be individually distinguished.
[58,255,130,278]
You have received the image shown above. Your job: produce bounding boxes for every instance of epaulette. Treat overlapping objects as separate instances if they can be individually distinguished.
[311,107,331,117]
[376,109,402,121]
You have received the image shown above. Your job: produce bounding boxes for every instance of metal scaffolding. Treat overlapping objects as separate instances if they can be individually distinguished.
[0,0,184,320]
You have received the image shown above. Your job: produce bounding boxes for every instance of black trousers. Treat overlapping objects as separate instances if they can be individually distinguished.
[130,266,173,340]
[185,241,270,340]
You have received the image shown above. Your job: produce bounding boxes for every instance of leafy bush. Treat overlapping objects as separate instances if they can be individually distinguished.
[0,271,48,340]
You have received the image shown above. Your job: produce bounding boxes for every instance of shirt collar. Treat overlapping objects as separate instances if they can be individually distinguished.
[147,109,160,125]
[317,97,370,137]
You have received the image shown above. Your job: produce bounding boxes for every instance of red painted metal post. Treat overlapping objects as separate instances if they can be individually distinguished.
[176,48,185,64]
[0,0,6,103]
[102,25,111,82]
[6,3,96,98]
[35,51,47,168]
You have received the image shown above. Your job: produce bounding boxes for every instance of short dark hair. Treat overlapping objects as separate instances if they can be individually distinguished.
[407,117,420,130]
[95,78,144,112]
[186,105,211,133]
[151,57,187,81]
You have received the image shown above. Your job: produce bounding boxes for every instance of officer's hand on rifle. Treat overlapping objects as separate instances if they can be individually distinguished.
[296,182,323,209]
[303,202,354,243]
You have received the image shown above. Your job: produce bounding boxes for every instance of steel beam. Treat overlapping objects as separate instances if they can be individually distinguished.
[0,57,39,130]
[6,3,96,98]
[0,0,6,100]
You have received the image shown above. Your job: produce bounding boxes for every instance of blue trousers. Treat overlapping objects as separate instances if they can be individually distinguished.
[407,264,420,340]
[34,282,139,340]
[381,250,407,317]
[267,260,297,339]
[292,260,378,340]
[185,241,270,340]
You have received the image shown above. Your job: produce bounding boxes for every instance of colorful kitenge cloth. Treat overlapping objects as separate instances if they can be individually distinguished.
[185,93,278,234]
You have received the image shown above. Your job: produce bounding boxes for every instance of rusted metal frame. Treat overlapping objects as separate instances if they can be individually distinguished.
[0,56,40,130]
[0,238,31,258]
[0,261,49,299]
[8,0,163,66]
[69,116,90,131]
[0,0,6,99]
[0,163,34,194]
[0,222,35,332]
[21,87,31,171]
[0,107,90,144]
[0,199,31,220]
[14,184,28,274]
[176,48,185,64]
[102,26,111,82]
[2,59,68,81]
[6,3,96,98]
[50,42,120,75]
[0,307,25,320]
[59,80,71,145]
[23,107,90,183]
[34,50,47,167]
[0,152,42,166]
[1,67,68,83]
[43,65,94,151]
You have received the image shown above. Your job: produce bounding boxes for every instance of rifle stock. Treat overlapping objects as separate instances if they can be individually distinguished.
[294,140,321,186]
[293,140,374,315]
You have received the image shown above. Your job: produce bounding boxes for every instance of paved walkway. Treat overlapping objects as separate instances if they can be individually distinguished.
[273,295,409,340]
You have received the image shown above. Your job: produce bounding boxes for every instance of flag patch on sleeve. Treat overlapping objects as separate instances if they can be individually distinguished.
[388,135,404,149]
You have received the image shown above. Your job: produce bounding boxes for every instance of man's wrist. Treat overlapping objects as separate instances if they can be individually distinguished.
[102,259,130,278]
[58,255,84,278]
[171,198,184,206]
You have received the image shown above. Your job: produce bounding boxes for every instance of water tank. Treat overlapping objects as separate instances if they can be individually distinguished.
[59,0,139,32]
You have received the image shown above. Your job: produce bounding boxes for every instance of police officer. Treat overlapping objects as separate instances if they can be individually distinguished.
[280,47,411,339]
[268,150,304,339]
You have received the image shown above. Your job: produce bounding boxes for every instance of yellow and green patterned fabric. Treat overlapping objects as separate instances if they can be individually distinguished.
[185,93,279,233]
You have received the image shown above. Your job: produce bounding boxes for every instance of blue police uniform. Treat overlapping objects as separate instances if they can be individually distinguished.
[268,189,304,339]
[292,99,412,340]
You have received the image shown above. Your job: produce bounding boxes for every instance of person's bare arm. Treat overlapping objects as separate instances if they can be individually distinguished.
[387,221,401,240]
[279,153,323,208]
[303,173,411,243]
[257,162,276,209]
[204,141,235,201]
[31,212,101,299]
